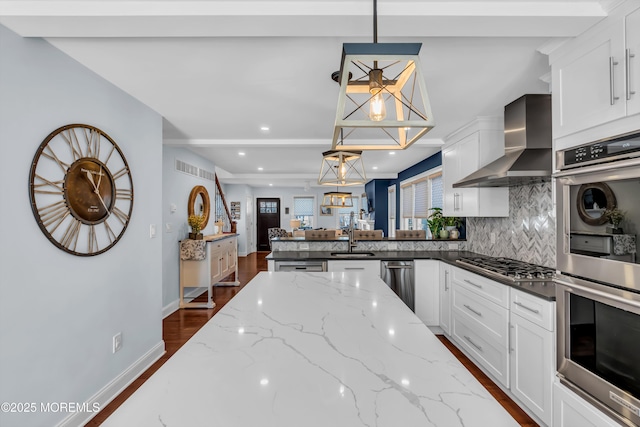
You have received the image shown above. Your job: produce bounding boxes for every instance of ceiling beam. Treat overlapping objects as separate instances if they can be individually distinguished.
[0,1,606,38]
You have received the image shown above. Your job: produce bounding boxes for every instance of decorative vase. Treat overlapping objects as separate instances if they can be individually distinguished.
[449,229,460,239]
[439,229,449,239]
[189,232,203,240]
[606,226,623,234]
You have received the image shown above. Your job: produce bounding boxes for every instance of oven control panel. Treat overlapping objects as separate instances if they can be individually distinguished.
[561,132,640,167]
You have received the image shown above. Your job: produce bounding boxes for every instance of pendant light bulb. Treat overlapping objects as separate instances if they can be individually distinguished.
[369,69,386,122]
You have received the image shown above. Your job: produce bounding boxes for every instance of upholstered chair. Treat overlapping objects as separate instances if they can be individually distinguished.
[353,230,383,240]
[395,230,426,239]
[267,227,289,249]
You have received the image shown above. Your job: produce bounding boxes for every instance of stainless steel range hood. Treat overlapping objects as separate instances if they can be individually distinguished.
[453,94,552,188]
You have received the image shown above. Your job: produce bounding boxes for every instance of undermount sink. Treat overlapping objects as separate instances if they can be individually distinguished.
[330,252,376,257]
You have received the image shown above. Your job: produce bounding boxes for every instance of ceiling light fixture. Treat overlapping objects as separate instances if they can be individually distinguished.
[321,189,355,209]
[239,152,246,156]
[318,150,367,186]
[330,0,435,151]
[260,126,270,131]
[258,167,264,171]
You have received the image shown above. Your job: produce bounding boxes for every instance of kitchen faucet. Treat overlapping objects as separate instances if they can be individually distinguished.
[348,211,357,252]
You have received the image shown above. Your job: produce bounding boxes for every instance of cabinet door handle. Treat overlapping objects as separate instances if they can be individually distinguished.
[464,335,483,352]
[610,56,620,105]
[344,267,365,270]
[627,49,636,100]
[453,193,460,211]
[513,301,540,314]
[464,279,483,289]
[444,270,449,291]
[463,304,482,317]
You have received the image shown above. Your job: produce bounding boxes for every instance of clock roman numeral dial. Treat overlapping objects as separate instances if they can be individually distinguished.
[116,189,133,200]
[30,124,133,256]
[112,167,129,181]
[88,225,98,253]
[33,174,64,194]
[41,145,70,173]
[61,128,83,161]
[112,206,130,226]
[60,218,81,251]
[38,200,70,231]
[83,127,101,159]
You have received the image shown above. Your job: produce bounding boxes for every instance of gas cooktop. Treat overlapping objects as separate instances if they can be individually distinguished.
[456,255,556,299]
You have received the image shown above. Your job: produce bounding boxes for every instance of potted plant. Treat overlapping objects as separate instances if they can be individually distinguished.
[188,214,205,239]
[428,207,444,239]
[604,207,625,234]
[443,216,462,239]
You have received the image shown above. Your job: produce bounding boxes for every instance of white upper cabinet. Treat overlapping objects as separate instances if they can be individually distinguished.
[442,117,509,217]
[626,7,640,116]
[551,3,640,147]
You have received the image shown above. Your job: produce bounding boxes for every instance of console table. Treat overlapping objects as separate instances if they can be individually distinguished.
[179,233,239,309]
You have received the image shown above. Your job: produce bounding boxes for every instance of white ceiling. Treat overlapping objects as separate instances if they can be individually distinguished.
[0,0,613,188]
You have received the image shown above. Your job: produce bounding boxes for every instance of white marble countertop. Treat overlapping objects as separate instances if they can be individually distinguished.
[103,272,518,427]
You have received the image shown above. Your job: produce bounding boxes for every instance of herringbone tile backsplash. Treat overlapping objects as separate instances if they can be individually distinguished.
[467,181,556,268]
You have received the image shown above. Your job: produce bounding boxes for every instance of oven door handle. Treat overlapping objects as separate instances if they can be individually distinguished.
[553,156,640,178]
[556,279,640,311]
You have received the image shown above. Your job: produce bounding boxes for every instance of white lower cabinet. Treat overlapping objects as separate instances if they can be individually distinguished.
[553,382,620,427]
[439,262,452,336]
[451,272,510,388]
[327,260,380,276]
[509,296,555,426]
[415,260,440,326]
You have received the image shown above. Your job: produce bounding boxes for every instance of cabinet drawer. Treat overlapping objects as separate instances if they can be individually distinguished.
[452,266,510,308]
[327,260,380,276]
[452,313,510,387]
[510,288,555,332]
[570,234,611,254]
[453,284,509,345]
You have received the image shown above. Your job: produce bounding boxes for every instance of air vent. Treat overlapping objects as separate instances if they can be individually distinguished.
[175,159,215,182]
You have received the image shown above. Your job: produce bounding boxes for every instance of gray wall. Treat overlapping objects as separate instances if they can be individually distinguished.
[162,146,218,313]
[467,181,556,268]
[0,25,163,427]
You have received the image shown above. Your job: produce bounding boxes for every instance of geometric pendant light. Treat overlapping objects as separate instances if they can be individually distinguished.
[331,0,435,151]
[318,150,367,186]
[321,190,355,209]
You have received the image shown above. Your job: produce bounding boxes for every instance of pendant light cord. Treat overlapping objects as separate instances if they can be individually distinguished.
[373,0,378,44]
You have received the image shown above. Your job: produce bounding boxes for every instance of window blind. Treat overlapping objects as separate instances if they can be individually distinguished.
[388,188,396,219]
[431,174,443,209]
[293,197,314,216]
[414,179,429,218]
[402,185,413,218]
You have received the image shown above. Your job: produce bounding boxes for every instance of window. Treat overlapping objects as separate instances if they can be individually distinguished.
[400,168,443,236]
[293,196,314,229]
[388,185,396,238]
[259,200,278,214]
[336,198,359,229]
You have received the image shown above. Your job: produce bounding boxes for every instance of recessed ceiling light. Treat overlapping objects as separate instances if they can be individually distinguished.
[260,126,270,131]
[372,166,378,170]
[258,167,264,171]
[238,152,246,156]
[269,183,273,186]
[389,151,396,155]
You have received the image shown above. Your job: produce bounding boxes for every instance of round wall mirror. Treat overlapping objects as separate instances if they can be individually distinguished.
[576,183,616,226]
[188,185,211,228]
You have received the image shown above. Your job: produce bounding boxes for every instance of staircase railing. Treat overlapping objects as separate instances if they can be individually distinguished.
[214,175,236,233]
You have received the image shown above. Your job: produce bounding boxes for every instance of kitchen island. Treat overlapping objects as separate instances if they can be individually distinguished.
[103,271,518,427]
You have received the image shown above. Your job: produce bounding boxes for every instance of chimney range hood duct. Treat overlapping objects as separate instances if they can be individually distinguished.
[453,94,552,188]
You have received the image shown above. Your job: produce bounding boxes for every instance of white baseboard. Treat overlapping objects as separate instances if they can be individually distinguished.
[57,341,165,427]
[162,299,180,318]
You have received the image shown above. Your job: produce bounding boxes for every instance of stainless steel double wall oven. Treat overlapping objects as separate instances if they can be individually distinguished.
[555,131,640,427]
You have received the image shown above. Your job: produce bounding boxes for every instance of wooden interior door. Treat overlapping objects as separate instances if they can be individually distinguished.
[256,198,280,251]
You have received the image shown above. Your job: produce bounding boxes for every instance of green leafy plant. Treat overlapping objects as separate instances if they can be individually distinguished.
[443,216,462,228]
[604,207,625,228]
[188,214,205,234]
[428,207,444,237]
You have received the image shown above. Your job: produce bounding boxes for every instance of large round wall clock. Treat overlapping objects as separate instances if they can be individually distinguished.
[29,124,134,256]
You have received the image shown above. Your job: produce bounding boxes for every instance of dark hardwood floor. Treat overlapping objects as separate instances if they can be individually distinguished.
[87,251,536,426]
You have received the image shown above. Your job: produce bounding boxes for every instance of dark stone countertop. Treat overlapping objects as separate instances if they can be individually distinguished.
[267,250,556,301]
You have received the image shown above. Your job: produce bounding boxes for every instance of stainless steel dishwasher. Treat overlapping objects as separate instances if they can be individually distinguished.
[380,261,415,311]
[274,260,327,272]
